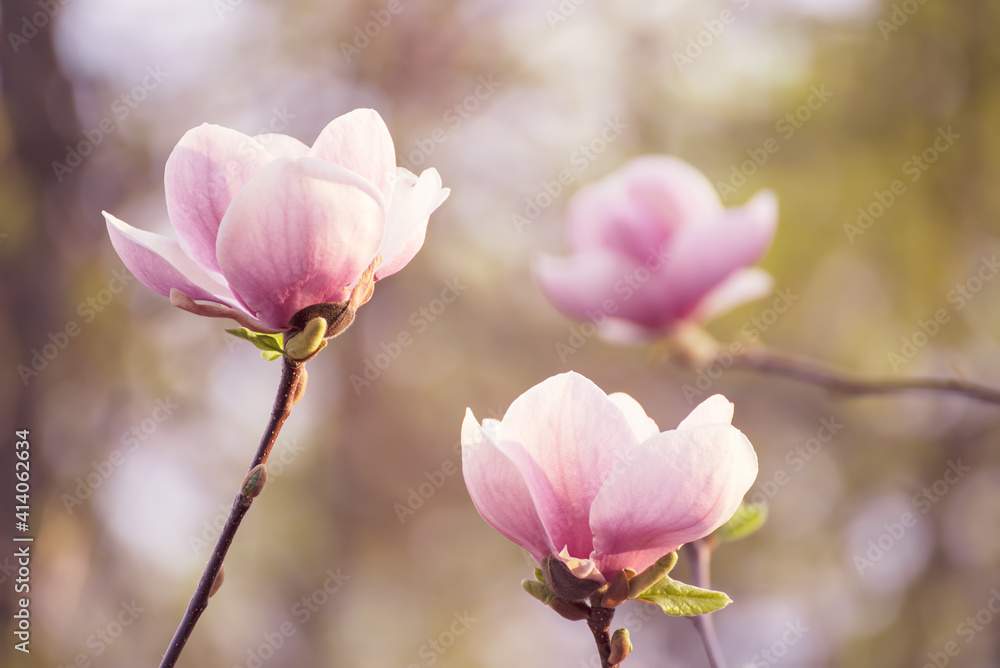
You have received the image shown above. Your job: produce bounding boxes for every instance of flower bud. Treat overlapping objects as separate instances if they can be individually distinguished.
[522,579,555,605]
[284,317,328,360]
[209,565,225,598]
[628,551,678,599]
[292,369,308,405]
[608,628,632,665]
[242,464,268,500]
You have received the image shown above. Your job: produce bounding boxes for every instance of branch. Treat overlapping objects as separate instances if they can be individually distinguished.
[684,540,727,668]
[731,346,1000,406]
[158,357,305,668]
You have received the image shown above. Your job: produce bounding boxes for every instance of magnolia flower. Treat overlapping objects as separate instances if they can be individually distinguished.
[534,156,777,342]
[105,109,449,333]
[461,371,757,582]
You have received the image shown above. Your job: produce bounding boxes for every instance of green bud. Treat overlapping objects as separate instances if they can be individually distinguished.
[628,551,678,599]
[284,318,328,360]
[522,579,555,605]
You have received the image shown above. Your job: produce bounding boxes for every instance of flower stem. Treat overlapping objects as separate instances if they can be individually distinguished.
[730,345,1000,405]
[158,357,305,668]
[586,605,619,668]
[684,540,727,668]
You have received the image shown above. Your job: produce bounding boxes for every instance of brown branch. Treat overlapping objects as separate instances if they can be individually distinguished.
[729,346,1000,406]
[158,357,304,668]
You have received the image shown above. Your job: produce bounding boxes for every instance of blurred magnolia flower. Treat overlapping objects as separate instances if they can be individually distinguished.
[461,371,758,582]
[105,109,449,333]
[534,156,777,342]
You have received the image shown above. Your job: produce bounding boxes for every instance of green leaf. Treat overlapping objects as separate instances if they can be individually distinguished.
[226,328,285,358]
[715,502,768,542]
[635,575,731,616]
[534,568,545,584]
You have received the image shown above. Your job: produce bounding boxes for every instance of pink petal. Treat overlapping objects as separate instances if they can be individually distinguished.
[164,124,275,274]
[215,157,385,331]
[677,394,734,429]
[608,392,660,442]
[309,108,396,205]
[690,267,774,323]
[659,189,778,319]
[567,156,723,259]
[591,424,758,576]
[461,410,556,563]
[494,372,641,561]
[376,168,450,279]
[104,212,243,309]
[255,133,309,159]
[533,250,640,325]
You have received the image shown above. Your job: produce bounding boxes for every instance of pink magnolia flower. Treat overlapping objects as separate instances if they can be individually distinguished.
[104,109,449,333]
[461,371,757,582]
[534,156,777,342]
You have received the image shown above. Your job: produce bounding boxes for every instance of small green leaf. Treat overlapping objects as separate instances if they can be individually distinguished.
[534,568,545,584]
[226,328,285,357]
[715,502,768,542]
[635,575,731,616]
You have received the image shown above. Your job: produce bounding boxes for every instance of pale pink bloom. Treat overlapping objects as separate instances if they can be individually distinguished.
[104,109,449,333]
[534,156,777,342]
[461,371,758,582]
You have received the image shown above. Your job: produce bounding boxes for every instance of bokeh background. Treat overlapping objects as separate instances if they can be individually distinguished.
[3,0,1000,666]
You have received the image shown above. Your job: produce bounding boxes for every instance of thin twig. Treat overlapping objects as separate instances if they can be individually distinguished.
[159,357,304,668]
[728,346,1000,406]
[684,540,727,668]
